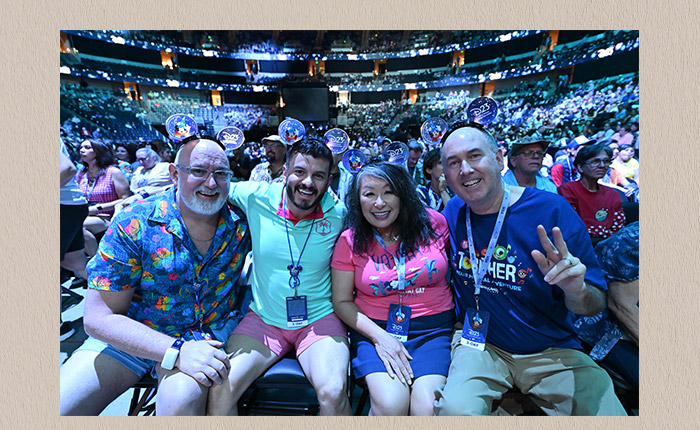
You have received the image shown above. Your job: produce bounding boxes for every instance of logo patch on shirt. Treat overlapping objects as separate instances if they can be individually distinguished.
[315,219,331,236]
[595,209,608,221]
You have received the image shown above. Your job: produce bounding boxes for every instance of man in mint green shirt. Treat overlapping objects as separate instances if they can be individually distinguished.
[208,137,352,416]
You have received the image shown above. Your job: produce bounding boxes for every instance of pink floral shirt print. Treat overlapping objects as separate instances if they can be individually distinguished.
[87,188,250,337]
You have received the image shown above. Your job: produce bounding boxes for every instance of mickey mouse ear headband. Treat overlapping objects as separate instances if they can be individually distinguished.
[382,141,409,166]
[166,114,198,143]
[323,128,350,154]
[216,126,245,150]
[278,118,305,144]
[440,97,500,145]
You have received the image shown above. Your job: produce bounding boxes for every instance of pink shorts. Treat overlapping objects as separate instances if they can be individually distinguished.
[232,310,348,357]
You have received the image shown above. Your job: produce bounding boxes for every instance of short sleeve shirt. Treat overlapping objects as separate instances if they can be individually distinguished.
[228,181,346,328]
[87,188,251,337]
[331,209,454,320]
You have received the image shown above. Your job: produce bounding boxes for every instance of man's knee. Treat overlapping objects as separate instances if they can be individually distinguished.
[314,373,348,406]
[433,381,493,416]
[156,371,208,415]
[60,350,140,416]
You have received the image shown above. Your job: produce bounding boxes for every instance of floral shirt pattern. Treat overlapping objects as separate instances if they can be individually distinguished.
[87,188,251,337]
[572,221,639,360]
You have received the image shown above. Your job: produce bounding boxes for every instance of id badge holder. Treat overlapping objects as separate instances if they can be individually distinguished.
[190,328,215,341]
[386,303,411,342]
[460,308,490,350]
[286,295,309,328]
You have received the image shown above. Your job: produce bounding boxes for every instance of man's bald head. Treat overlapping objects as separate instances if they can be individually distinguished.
[174,138,226,166]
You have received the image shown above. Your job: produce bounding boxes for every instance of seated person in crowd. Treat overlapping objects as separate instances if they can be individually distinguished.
[550,136,591,186]
[208,138,351,416]
[75,139,131,256]
[610,124,634,148]
[611,144,639,184]
[331,162,454,416]
[502,134,557,193]
[434,124,625,416]
[249,135,288,183]
[406,140,426,186]
[114,142,137,183]
[125,147,173,203]
[60,137,251,416]
[417,148,453,211]
[558,144,625,240]
[572,221,639,391]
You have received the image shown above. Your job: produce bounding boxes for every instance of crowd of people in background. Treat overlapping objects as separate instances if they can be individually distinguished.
[60,67,639,417]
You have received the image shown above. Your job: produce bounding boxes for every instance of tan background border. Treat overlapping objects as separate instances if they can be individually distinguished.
[1,0,695,428]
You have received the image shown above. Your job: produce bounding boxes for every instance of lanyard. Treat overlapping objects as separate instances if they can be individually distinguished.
[188,228,216,329]
[465,183,510,310]
[373,231,406,306]
[428,187,442,211]
[283,193,317,295]
[84,169,103,202]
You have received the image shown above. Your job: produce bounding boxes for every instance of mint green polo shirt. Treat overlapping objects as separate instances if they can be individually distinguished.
[229,181,346,329]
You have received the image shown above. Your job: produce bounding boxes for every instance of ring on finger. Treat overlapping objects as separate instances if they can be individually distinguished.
[563,256,573,266]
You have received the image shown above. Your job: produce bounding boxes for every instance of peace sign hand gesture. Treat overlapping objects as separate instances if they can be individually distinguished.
[530,225,586,295]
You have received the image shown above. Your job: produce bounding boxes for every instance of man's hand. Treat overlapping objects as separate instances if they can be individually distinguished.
[438,174,448,194]
[531,225,605,315]
[531,225,586,294]
[175,340,231,387]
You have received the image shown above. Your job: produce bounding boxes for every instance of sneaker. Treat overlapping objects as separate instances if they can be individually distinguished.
[60,322,75,341]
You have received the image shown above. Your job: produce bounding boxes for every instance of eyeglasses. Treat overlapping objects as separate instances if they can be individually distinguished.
[585,158,612,167]
[514,150,544,159]
[175,164,233,182]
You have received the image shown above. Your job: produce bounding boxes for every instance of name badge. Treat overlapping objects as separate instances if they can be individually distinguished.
[460,308,490,351]
[190,326,217,342]
[386,303,411,342]
[286,295,309,328]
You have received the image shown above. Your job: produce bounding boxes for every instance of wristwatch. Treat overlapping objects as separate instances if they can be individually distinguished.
[161,338,185,370]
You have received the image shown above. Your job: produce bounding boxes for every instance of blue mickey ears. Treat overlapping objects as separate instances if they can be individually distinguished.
[165,114,198,142]
[421,117,449,145]
[466,97,499,126]
[278,118,305,144]
[323,128,350,154]
[216,126,245,150]
[342,149,366,174]
[382,142,409,166]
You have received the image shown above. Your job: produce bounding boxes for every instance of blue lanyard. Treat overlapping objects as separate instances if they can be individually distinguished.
[465,183,510,310]
[373,231,406,305]
[283,195,317,295]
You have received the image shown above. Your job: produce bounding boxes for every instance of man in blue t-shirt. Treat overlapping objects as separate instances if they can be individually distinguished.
[433,125,626,416]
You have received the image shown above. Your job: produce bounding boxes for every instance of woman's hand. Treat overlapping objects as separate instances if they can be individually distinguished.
[373,331,413,385]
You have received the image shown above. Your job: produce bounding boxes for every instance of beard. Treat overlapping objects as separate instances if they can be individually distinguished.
[286,181,324,212]
[180,182,228,216]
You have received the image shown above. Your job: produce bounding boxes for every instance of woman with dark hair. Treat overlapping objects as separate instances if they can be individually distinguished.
[611,143,639,183]
[331,162,454,416]
[75,139,130,256]
[114,142,137,182]
[558,143,625,240]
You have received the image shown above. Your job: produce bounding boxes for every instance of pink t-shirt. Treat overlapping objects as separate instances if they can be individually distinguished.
[331,209,454,320]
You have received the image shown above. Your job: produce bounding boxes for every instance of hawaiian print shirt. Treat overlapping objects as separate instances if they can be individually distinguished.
[87,188,250,337]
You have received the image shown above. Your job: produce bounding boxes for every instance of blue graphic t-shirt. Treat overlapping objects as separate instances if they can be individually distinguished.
[442,187,607,354]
